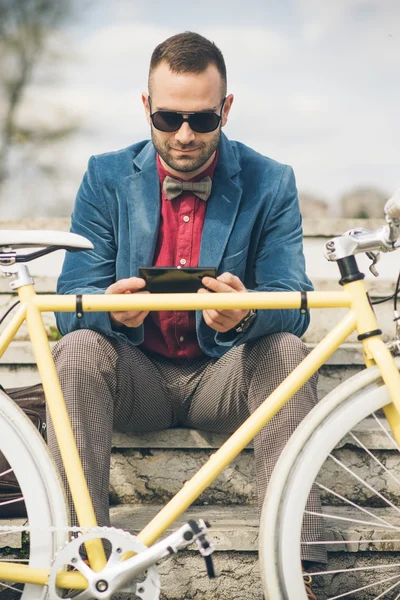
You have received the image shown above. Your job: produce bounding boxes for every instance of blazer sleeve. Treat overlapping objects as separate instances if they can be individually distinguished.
[211,165,313,351]
[55,156,144,345]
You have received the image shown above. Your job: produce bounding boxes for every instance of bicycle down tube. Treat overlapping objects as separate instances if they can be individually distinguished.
[1,281,400,589]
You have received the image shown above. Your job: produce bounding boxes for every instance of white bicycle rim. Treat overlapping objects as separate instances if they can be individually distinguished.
[0,390,69,599]
[260,358,400,600]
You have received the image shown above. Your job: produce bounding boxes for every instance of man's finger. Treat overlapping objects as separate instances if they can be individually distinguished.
[202,273,246,293]
[217,272,246,291]
[202,276,234,293]
[106,277,147,295]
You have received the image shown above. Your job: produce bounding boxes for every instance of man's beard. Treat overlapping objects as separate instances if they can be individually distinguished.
[151,127,221,173]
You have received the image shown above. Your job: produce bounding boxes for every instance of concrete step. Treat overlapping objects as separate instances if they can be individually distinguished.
[0,341,372,398]
[8,503,394,552]
[3,505,400,600]
[110,504,400,554]
[113,504,400,600]
[2,216,400,283]
[111,416,391,451]
[109,418,399,507]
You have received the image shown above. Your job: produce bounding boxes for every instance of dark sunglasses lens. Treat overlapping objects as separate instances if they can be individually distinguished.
[152,111,221,133]
[153,112,183,132]
[189,113,220,133]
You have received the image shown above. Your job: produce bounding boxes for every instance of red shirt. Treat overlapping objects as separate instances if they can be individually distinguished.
[140,151,218,358]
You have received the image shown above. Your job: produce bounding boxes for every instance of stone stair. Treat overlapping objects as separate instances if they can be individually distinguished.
[1,218,400,598]
[3,418,400,599]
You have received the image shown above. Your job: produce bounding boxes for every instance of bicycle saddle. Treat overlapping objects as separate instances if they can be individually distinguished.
[0,230,93,251]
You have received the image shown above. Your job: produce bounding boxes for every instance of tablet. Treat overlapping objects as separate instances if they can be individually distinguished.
[139,267,217,293]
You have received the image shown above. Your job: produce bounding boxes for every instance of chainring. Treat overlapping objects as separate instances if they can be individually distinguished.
[48,528,160,600]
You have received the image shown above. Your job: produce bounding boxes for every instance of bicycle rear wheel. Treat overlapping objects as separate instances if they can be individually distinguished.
[0,390,69,599]
[260,358,400,600]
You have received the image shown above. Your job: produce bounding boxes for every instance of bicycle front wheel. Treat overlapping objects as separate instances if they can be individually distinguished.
[0,390,69,599]
[260,358,400,600]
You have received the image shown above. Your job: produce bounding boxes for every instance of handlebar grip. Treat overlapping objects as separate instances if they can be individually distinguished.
[384,188,400,220]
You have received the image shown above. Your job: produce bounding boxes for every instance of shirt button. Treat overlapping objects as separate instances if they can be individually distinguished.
[179,336,185,342]
[183,216,190,222]
[180,258,187,265]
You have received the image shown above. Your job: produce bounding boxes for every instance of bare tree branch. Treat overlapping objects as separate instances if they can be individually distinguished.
[0,0,76,185]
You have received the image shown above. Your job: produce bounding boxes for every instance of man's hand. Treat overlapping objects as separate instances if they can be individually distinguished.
[198,272,249,333]
[106,277,150,328]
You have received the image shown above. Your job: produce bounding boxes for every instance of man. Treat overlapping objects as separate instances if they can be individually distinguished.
[52,31,323,597]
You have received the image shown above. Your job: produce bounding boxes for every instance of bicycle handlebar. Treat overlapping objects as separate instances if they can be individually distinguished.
[325,188,400,262]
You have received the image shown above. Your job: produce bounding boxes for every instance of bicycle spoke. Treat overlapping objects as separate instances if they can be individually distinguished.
[301,538,400,545]
[373,578,400,599]
[0,385,69,600]
[0,559,28,562]
[0,468,13,478]
[372,413,400,452]
[260,366,400,599]
[0,497,24,507]
[305,510,400,531]
[328,454,400,515]
[0,581,24,593]
[306,561,400,577]
[316,481,394,526]
[327,572,400,600]
[311,435,400,597]
[348,431,400,487]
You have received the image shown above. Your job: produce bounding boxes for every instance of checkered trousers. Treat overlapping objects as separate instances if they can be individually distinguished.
[48,329,326,563]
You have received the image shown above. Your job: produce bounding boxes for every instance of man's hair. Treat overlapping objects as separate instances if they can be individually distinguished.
[149,31,227,96]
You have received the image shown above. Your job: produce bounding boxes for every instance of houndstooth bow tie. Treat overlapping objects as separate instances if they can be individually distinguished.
[163,175,212,202]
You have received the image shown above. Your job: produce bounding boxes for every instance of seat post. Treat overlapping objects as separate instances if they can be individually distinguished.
[0,261,34,290]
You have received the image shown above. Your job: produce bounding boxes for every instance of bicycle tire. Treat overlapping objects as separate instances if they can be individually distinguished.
[260,357,400,600]
[0,390,69,599]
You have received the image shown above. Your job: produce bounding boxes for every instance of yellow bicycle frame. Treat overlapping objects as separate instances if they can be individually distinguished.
[1,278,400,590]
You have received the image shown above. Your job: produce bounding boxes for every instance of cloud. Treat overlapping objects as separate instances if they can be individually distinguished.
[3,2,400,218]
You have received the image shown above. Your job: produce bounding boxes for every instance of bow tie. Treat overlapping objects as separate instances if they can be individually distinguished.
[163,175,212,202]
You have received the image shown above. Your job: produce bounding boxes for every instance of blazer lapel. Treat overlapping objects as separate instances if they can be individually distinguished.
[123,134,243,274]
[125,143,161,274]
[199,134,242,269]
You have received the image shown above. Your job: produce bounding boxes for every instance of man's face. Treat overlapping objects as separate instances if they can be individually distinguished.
[142,62,233,175]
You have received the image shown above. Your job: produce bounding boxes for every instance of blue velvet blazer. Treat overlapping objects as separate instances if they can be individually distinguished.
[56,133,313,358]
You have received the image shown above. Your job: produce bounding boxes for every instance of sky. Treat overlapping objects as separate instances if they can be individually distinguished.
[2,0,400,218]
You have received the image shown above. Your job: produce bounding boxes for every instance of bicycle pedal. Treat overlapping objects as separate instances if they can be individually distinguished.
[187,519,217,579]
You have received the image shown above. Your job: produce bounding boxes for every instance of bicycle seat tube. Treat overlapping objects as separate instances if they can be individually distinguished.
[4,262,107,573]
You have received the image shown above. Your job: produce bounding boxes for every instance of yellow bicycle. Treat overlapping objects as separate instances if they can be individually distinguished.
[0,193,400,599]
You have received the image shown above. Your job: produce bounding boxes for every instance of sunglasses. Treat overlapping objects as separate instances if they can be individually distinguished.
[148,97,226,133]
